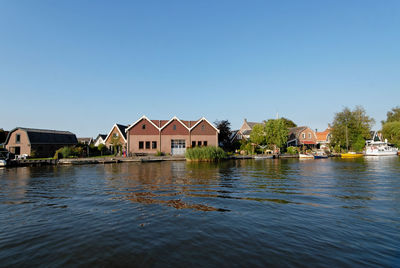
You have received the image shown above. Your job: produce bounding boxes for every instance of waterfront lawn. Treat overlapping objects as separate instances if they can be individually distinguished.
[89,155,115,158]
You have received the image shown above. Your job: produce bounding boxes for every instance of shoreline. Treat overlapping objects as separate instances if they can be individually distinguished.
[3,153,347,168]
[4,154,271,167]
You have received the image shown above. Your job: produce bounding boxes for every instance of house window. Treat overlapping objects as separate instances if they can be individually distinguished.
[203,141,208,146]
[198,141,202,146]
[302,133,306,139]
[173,124,177,130]
[152,141,157,149]
[142,124,146,130]
[146,141,150,149]
[16,134,20,143]
[201,124,205,131]
[139,141,144,149]
[308,133,311,139]
[192,141,196,147]
[113,133,119,138]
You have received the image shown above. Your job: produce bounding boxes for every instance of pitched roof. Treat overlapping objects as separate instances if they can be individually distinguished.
[160,116,191,131]
[229,130,239,141]
[242,130,252,136]
[316,128,330,142]
[105,124,128,143]
[181,120,200,128]
[126,116,219,133]
[115,124,127,140]
[288,126,308,137]
[97,134,107,140]
[247,121,263,128]
[5,128,78,145]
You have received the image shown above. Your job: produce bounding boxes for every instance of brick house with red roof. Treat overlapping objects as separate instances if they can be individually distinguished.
[126,116,219,156]
[315,128,331,149]
[287,126,317,148]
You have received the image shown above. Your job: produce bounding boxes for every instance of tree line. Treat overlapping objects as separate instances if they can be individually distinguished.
[215,106,400,154]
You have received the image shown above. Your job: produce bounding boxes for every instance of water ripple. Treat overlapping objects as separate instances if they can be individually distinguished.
[0,158,399,266]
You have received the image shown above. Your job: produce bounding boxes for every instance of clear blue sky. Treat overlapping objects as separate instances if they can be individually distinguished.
[1,0,399,137]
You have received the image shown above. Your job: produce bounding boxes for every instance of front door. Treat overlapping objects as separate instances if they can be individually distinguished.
[171,140,186,155]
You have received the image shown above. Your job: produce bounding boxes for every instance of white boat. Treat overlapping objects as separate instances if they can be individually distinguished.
[299,153,314,159]
[0,159,6,167]
[365,133,398,156]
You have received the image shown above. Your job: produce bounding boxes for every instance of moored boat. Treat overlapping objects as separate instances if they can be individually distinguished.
[364,137,398,156]
[0,159,6,167]
[299,153,314,159]
[341,152,363,158]
[314,150,328,159]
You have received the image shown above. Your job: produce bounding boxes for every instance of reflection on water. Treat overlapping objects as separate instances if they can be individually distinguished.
[1,158,400,267]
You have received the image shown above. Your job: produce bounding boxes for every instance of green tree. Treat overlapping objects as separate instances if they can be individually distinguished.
[214,119,232,151]
[111,135,121,155]
[330,106,375,151]
[98,143,106,156]
[382,121,400,147]
[382,106,400,124]
[250,124,266,146]
[265,119,289,150]
[281,117,297,128]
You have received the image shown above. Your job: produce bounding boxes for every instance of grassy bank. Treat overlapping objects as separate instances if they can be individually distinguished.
[185,146,227,161]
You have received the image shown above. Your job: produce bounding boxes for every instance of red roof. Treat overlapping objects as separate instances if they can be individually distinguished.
[316,128,330,142]
[301,141,316,145]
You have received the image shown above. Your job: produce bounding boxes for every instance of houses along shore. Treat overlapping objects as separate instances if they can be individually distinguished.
[1,107,399,166]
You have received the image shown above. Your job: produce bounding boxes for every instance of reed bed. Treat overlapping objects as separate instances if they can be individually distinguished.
[185,146,227,161]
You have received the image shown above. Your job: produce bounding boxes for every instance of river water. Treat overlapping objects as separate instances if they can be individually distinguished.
[0,158,399,267]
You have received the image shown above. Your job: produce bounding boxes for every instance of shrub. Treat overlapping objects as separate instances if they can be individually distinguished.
[287,146,298,154]
[240,141,254,155]
[98,144,105,155]
[155,151,163,156]
[61,147,73,158]
[185,146,227,161]
[73,146,84,157]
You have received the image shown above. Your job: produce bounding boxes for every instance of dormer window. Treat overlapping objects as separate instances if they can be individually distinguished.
[173,125,177,130]
[142,124,146,130]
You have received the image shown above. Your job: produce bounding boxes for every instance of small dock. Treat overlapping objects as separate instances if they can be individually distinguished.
[9,159,58,167]
[59,156,186,165]
[58,158,121,165]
